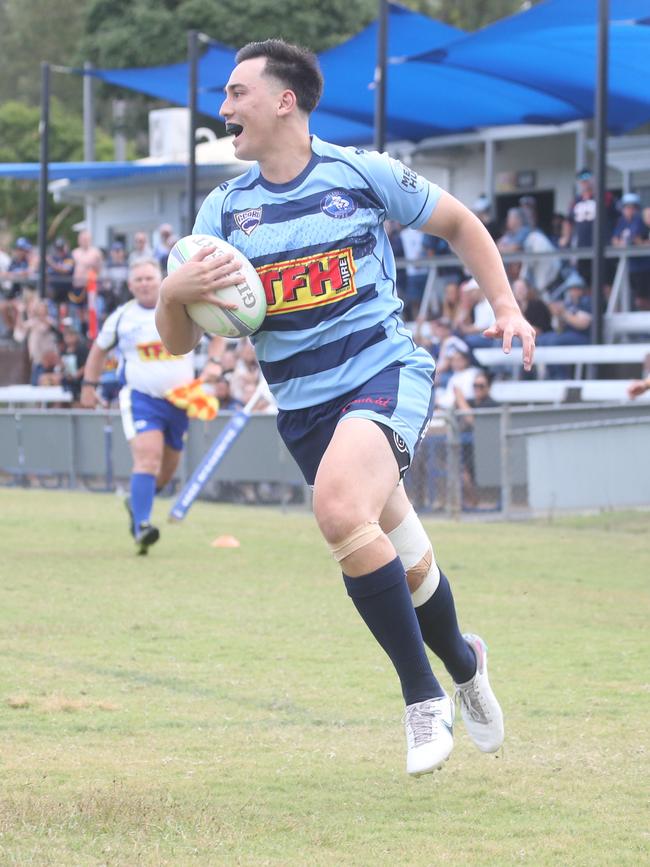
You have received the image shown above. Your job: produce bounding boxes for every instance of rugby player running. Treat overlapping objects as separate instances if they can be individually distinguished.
[156,40,535,776]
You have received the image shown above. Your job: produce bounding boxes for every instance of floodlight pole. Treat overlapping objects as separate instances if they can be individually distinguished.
[37,61,50,299]
[373,0,388,153]
[83,61,95,162]
[592,0,609,345]
[188,29,199,231]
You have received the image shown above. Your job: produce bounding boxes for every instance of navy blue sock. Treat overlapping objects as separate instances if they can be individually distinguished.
[343,557,444,706]
[414,571,477,684]
[130,472,156,529]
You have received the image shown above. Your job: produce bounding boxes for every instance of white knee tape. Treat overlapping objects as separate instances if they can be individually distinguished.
[387,507,440,606]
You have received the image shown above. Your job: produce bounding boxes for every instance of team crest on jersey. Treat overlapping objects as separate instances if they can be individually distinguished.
[258,247,357,314]
[320,191,357,219]
[234,207,263,236]
[390,159,423,194]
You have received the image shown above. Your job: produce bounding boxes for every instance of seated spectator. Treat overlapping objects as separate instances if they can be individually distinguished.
[612,193,650,311]
[36,347,64,387]
[13,296,61,385]
[456,278,497,350]
[0,237,37,300]
[522,223,562,297]
[434,336,481,410]
[422,233,464,317]
[537,271,592,379]
[128,230,153,266]
[512,277,552,336]
[498,207,530,281]
[472,195,500,240]
[45,237,74,319]
[441,279,464,330]
[59,325,89,402]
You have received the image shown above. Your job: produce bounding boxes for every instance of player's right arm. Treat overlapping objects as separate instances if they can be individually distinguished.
[157,246,244,354]
[79,341,109,408]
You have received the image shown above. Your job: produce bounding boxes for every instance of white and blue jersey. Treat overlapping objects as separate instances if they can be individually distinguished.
[194,135,441,411]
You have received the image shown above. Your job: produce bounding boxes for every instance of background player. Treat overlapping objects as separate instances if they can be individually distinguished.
[155,40,536,776]
[81,258,195,554]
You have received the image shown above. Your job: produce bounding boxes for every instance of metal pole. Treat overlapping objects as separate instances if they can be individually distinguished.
[188,29,199,230]
[373,0,388,153]
[592,0,609,344]
[38,62,50,299]
[83,61,95,162]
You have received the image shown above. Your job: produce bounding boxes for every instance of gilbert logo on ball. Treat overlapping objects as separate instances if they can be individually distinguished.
[167,234,267,338]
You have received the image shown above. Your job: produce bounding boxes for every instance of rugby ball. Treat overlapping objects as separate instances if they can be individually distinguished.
[167,234,266,338]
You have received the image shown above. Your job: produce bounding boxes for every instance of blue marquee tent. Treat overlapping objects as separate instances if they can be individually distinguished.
[409,0,650,133]
[87,3,587,145]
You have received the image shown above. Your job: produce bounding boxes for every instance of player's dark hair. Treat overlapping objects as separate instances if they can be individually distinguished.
[235,39,323,114]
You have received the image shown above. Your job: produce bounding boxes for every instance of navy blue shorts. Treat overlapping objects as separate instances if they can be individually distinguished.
[119,387,189,451]
[277,350,435,486]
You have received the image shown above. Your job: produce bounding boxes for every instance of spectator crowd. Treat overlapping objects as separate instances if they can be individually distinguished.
[2,169,650,404]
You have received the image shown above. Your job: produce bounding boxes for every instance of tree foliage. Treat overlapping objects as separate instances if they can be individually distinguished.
[0,99,114,240]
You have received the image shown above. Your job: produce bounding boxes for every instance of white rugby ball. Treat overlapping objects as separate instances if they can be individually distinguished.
[167,234,266,338]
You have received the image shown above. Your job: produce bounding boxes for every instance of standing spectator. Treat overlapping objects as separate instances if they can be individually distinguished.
[101,241,130,316]
[153,223,177,276]
[71,230,104,331]
[454,371,499,507]
[400,225,428,320]
[230,337,262,403]
[45,237,74,319]
[522,222,561,297]
[129,230,153,266]
[570,168,597,286]
[612,193,650,311]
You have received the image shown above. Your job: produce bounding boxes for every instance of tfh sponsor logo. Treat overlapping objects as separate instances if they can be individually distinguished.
[257,247,357,315]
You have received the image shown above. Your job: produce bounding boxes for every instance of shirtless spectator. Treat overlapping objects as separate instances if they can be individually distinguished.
[71,230,104,330]
[13,296,60,384]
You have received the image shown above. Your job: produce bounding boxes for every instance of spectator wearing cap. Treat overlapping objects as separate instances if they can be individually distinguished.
[0,237,37,300]
[45,238,74,318]
[472,195,500,240]
[537,271,592,378]
[518,195,537,229]
[612,193,650,310]
[570,168,600,286]
[497,207,530,281]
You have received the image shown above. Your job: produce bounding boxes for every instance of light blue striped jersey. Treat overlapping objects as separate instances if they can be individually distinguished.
[193,134,441,410]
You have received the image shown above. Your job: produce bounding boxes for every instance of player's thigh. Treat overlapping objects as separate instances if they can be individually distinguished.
[313,416,399,539]
[379,481,413,535]
[130,429,165,473]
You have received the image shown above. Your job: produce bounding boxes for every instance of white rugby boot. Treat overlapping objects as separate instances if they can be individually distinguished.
[454,633,504,753]
[404,693,454,777]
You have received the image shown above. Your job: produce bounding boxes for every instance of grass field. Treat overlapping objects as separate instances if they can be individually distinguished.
[0,488,648,866]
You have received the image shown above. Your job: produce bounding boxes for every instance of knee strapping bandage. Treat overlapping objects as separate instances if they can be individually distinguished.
[329,521,383,562]
[387,507,440,606]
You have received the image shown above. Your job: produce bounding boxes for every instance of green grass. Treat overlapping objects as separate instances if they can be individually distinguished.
[0,489,648,866]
